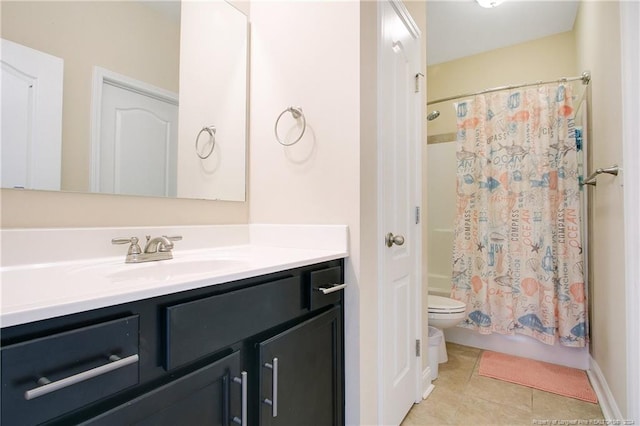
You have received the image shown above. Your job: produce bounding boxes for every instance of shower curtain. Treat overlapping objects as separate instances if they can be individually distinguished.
[450,82,587,347]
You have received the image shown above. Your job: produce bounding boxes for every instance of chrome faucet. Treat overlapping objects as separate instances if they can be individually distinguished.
[112,235,182,263]
[144,235,175,254]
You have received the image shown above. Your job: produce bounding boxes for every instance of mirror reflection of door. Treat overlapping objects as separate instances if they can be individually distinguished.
[91,68,178,198]
[1,39,63,191]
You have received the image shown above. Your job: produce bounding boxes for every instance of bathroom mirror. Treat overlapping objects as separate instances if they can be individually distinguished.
[0,0,247,201]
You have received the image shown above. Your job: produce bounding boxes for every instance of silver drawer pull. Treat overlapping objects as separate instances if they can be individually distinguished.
[263,357,278,417]
[232,371,247,426]
[315,283,347,295]
[24,354,139,401]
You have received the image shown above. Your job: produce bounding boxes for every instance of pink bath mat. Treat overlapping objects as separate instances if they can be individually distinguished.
[478,350,598,403]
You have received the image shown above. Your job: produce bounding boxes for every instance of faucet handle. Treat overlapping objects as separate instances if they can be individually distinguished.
[164,235,183,242]
[112,237,142,255]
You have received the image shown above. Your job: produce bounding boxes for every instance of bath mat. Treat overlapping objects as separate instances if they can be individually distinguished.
[478,350,598,403]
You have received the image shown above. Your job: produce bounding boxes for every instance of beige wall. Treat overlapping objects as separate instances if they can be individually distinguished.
[248,1,425,423]
[2,2,180,193]
[427,31,577,137]
[359,3,379,423]
[247,1,366,422]
[0,189,248,228]
[575,1,627,416]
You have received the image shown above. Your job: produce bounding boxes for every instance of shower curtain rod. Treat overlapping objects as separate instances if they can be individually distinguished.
[426,71,591,106]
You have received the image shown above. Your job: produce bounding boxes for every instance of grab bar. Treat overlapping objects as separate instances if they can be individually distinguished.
[583,165,619,186]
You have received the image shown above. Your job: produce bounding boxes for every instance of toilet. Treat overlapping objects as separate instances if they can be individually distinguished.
[428,295,466,363]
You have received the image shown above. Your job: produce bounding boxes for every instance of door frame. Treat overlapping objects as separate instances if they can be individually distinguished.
[620,0,639,419]
[376,0,424,420]
[89,66,178,192]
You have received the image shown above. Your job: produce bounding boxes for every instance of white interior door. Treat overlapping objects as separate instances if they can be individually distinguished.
[1,38,63,190]
[92,68,178,197]
[378,1,422,425]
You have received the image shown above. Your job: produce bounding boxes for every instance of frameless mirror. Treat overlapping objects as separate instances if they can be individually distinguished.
[1,0,247,201]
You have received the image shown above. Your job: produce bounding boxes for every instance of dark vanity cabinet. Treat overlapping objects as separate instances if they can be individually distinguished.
[258,307,342,426]
[0,259,345,426]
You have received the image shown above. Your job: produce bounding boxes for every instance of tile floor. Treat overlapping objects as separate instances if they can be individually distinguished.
[401,343,604,425]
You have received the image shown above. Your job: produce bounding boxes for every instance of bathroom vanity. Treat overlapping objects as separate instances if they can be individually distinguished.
[0,225,347,426]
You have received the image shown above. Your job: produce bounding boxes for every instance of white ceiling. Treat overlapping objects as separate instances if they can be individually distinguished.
[426,0,580,66]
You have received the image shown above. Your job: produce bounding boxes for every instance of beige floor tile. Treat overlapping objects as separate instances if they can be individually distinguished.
[402,386,462,425]
[404,343,605,426]
[532,389,604,421]
[464,374,533,412]
[401,404,454,425]
[433,348,478,392]
[431,367,472,393]
[446,342,482,358]
[453,394,533,426]
[439,350,478,373]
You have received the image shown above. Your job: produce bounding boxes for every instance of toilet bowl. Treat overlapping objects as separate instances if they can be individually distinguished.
[428,295,466,364]
[428,295,466,328]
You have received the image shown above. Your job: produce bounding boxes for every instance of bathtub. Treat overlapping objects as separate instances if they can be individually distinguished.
[443,321,590,370]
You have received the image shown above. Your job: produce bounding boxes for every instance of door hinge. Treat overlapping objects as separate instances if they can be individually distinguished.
[415,206,421,224]
[415,339,421,357]
[415,72,424,93]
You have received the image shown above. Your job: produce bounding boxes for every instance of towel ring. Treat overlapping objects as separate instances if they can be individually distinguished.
[275,107,306,146]
[195,126,216,159]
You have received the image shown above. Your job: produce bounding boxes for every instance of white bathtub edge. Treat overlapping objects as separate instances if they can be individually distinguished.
[444,326,590,370]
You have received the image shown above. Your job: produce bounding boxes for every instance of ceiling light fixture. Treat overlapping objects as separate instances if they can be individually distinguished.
[476,0,506,8]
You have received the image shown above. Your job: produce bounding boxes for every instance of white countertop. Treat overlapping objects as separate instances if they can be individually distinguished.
[1,225,348,328]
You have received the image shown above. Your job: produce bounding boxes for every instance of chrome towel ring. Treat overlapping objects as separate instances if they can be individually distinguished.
[275,107,306,146]
[195,125,216,159]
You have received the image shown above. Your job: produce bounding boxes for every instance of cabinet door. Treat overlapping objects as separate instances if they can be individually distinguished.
[84,351,245,426]
[259,307,343,426]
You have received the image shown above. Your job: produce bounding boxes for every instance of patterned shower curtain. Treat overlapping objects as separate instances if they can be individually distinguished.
[450,82,587,347]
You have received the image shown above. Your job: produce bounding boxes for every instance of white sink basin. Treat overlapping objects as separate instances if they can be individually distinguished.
[106,259,247,281]
[69,254,248,282]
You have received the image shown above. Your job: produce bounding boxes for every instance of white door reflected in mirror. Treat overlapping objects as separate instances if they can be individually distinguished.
[1,39,63,191]
[91,68,179,198]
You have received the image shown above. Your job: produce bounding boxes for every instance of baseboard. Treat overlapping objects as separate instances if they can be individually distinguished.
[588,356,624,420]
[422,367,435,399]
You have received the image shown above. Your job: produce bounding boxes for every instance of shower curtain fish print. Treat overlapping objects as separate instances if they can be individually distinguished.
[450,82,587,347]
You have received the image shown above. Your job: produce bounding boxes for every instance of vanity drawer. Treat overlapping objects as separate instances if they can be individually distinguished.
[165,276,304,370]
[1,315,139,426]
[309,266,344,310]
